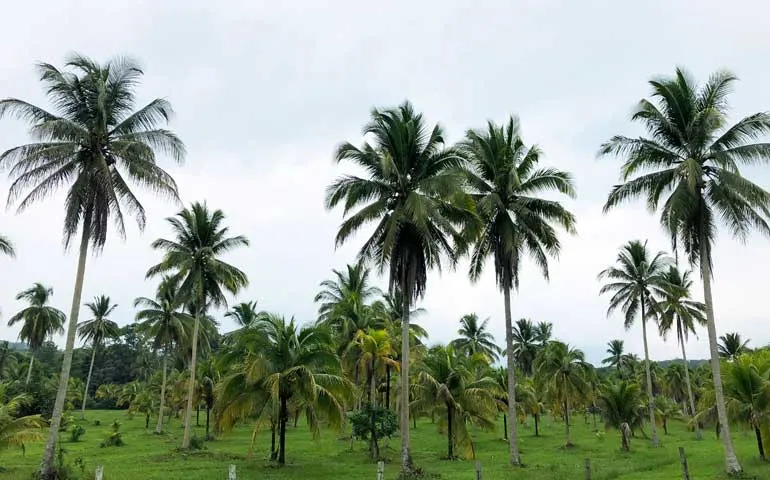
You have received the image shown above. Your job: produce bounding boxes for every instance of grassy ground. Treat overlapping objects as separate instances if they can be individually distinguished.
[1,410,768,479]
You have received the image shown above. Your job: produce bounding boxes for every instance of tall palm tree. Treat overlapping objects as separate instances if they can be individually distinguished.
[600,68,770,474]
[224,301,259,328]
[315,263,381,325]
[147,202,249,449]
[0,54,185,477]
[718,333,750,360]
[325,102,470,473]
[451,313,501,361]
[7,283,65,385]
[460,117,576,465]
[135,276,192,434]
[0,234,15,258]
[533,321,553,346]
[602,340,625,371]
[77,295,119,418]
[655,266,706,438]
[598,240,670,447]
[511,318,539,376]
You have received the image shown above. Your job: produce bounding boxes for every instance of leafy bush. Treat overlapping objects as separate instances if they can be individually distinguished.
[68,425,86,442]
[348,406,398,440]
[189,435,205,450]
[99,420,124,448]
[58,414,75,432]
[92,419,101,426]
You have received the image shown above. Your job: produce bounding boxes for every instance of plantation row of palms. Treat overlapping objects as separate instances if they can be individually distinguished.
[1,52,769,477]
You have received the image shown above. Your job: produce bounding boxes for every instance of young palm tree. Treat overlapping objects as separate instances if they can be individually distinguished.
[598,380,645,451]
[77,295,120,418]
[0,54,185,476]
[135,276,192,434]
[450,313,501,361]
[602,340,625,371]
[512,318,539,376]
[655,266,706,438]
[0,234,15,258]
[224,301,259,328]
[460,117,576,465]
[533,321,553,347]
[0,391,45,452]
[598,240,670,446]
[315,263,381,326]
[718,333,750,360]
[7,283,65,385]
[325,102,471,472]
[655,396,682,435]
[722,356,770,460]
[147,202,249,448]
[600,68,770,474]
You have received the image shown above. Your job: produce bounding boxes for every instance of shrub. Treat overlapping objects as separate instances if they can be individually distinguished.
[189,435,205,450]
[348,406,398,440]
[68,425,86,442]
[100,420,124,448]
[93,419,101,426]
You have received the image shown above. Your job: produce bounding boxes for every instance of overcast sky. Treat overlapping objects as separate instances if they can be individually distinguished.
[0,0,768,365]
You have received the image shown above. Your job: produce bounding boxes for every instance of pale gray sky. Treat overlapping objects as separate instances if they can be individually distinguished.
[1,0,768,364]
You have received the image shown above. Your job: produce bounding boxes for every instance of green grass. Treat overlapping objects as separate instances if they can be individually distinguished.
[1,410,768,479]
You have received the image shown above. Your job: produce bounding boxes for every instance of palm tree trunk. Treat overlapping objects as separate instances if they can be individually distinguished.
[447,404,453,459]
[680,341,701,440]
[640,298,659,447]
[370,358,379,460]
[80,344,97,419]
[182,307,202,449]
[205,406,210,440]
[503,286,521,465]
[534,413,539,437]
[502,413,508,440]
[564,399,572,447]
[278,396,288,465]
[399,279,412,473]
[700,248,742,473]
[270,420,277,460]
[25,355,34,385]
[196,405,200,426]
[41,216,91,478]
[755,427,765,460]
[156,352,167,434]
[385,365,391,410]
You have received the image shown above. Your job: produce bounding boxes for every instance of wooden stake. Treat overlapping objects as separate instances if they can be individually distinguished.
[475,461,482,480]
[376,461,384,480]
[678,447,690,480]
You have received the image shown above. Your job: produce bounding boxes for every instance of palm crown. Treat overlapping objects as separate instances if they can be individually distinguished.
[655,266,706,345]
[78,295,120,347]
[451,313,501,361]
[7,283,65,351]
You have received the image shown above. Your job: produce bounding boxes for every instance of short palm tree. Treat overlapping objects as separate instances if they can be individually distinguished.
[655,396,682,435]
[326,102,470,473]
[0,234,15,258]
[224,301,260,328]
[718,333,750,361]
[656,266,706,437]
[600,68,770,474]
[598,240,670,446]
[77,295,119,418]
[722,356,770,460]
[147,202,249,448]
[135,276,192,433]
[0,54,185,476]
[451,313,501,361]
[460,117,576,465]
[602,340,625,371]
[7,283,65,385]
[598,380,644,451]
[512,318,539,377]
[0,391,45,453]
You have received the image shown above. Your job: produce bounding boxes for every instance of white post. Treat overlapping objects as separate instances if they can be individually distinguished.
[475,461,482,480]
[376,461,384,480]
[95,466,103,480]
[229,464,236,480]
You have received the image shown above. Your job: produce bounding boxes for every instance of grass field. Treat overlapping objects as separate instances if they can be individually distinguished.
[1,410,768,479]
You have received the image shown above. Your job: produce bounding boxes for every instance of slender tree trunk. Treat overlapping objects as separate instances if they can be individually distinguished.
[534,413,539,437]
[503,286,521,465]
[41,216,91,479]
[205,406,210,439]
[385,365,391,410]
[155,353,168,434]
[564,399,572,447]
[145,412,150,429]
[680,341,701,440]
[663,418,668,435]
[640,298,659,447]
[447,404,453,459]
[399,279,412,473]
[370,358,379,460]
[278,396,288,465]
[182,306,202,449]
[196,405,200,426]
[503,413,508,440]
[25,355,34,386]
[755,427,765,460]
[701,246,742,474]
[270,420,277,460]
[592,401,597,430]
[80,344,98,418]
[293,410,299,428]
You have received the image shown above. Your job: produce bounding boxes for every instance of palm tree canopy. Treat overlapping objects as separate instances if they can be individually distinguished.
[134,276,192,351]
[598,240,671,328]
[599,380,645,431]
[602,340,625,368]
[451,313,501,361]
[535,341,590,404]
[655,266,706,345]
[0,234,15,257]
[7,283,66,350]
[225,301,260,328]
[718,333,750,360]
[0,54,186,249]
[326,101,473,301]
[0,390,45,451]
[511,318,538,376]
[77,295,120,347]
[600,68,770,266]
[460,116,577,291]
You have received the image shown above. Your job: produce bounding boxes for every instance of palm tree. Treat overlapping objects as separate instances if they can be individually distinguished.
[216,314,351,464]
[655,396,682,435]
[460,117,576,465]
[0,342,20,381]
[147,202,249,448]
[722,356,770,460]
[0,234,15,258]
[602,340,625,371]
[224,301,259,328]
[718,333,750,361]
[325,102,470,473]
[412,345,499,459]
[77,295,119,418]
[0,391,45,452]
[0,54,185,476]
[7,283,65,385]
[598,380,645,451]
[533,321,553,346]
[656,266,706,438]
[315,263,381,327]
[598,240,670,446]
[511,318,539,377]
[535,341,589,447]
[135,276,192,434]
[451,313,501,361]
[600,68,770,474]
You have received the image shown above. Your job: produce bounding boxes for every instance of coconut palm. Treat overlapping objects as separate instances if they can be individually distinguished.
[0,234,15,258]
[598,380,645,451]
[135,276,192,434]
[602,340,625,371]
[600,68,770,473]
[147,202,249,449]
[655,396,682,435]
[722,355,770,460]
[216,314,351,465]
[598,240,670,446]
[224,301,260,328]
[511,318,539,377]
[718,333,750,361]
[77,295,120,418]
[451,314,501,361]
[325,102,471,473]
[533,321,553,347]
[7,283,65,385]
[460,116,576,465]
[655,266,706,437]
[0,54,185,476]
[0,390,45,453]
[315,263,381,327]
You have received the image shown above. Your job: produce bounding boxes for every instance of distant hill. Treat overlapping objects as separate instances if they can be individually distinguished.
[657,358,708,368]
[2,341,28,351]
